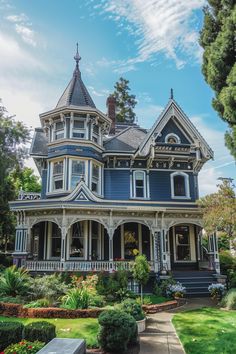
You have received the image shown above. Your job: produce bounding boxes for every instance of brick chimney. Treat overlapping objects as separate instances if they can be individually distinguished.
[106,95,116,135]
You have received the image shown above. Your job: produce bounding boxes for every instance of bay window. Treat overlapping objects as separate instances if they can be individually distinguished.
[72,119,86,139]
[54,121,64,140]
[52,160,64,191]
[70,160,85,189]
[92,124,100,144]
[91,163,100,194]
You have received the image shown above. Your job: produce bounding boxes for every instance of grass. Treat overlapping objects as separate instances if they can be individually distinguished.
[173,307,236,354]
[0,316,99,348]
[143,295,169,304]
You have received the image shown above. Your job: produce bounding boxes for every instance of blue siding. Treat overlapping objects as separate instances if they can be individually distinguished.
[41,169,47,199]
[104,170,130,199]
[149,171,196,202]
[156,118,192,144]
[48,145,102,162]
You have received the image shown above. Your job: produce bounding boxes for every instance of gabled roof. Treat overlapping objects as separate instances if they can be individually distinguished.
[104,126,147,152]
[30,128,48,156]
[136,99,213,159]
[56,48,96,109]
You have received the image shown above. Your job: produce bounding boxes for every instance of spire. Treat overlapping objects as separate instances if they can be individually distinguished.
[170,88,174,100]
[74,43,81,73]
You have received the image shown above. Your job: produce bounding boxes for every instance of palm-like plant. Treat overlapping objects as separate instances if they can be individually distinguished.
[0,266,30,296]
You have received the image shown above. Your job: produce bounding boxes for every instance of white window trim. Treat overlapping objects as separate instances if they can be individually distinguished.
[170,171,190,199]
[68,158,88,190]
[173,225,196,263]
[165,133,181,144]
[54,121,65,141]
[50,159,65,193]
[132,170,147,199]
[90,161,102,196]
[70,118,87,140]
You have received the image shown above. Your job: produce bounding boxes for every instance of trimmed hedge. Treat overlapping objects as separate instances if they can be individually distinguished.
[24,321,56,343]
[0,321,24,351]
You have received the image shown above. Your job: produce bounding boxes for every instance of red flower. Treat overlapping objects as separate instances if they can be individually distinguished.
[0,351,5,354]
[28,346,32,349]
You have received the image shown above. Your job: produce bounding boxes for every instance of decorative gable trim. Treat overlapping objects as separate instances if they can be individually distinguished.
[136,99,213,160]
[75,191,89,201]
[62,180,103,203]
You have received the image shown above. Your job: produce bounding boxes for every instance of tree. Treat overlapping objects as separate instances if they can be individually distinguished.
[197,179,236,248]
[132,254,150,304]
[0,99,30,252]
[112,77,137,123]
[199,2,236,158]
[9,167,41,195]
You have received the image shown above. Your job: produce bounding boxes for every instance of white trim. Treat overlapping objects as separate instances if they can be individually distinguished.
[165,133,181,144]
[90,161,103,196]
[132,170,147,199]
[170,171,190,199]
[68,158,88,190]
[173,224,196,262]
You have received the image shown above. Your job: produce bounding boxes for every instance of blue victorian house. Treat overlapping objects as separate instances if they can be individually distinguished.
[10,49,220,294]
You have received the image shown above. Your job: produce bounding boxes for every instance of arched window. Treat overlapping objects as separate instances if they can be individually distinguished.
[171,172,190,199]
[165,133,181,144]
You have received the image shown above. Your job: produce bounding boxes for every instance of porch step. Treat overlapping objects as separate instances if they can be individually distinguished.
[172,271,216,297]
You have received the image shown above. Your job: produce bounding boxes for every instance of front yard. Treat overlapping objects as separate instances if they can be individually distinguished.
[0,316,99,348]
[173,307,236,354]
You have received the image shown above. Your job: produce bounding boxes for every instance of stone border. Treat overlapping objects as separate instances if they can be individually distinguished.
[0,299,185,319]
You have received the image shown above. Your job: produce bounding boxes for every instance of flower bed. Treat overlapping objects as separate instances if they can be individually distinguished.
[0,299,185,319]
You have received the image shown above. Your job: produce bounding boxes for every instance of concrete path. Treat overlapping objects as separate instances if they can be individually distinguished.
[139,298,215,354]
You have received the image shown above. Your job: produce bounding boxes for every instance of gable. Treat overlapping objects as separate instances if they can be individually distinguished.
[62,180,102,203]
[155,117,193,145]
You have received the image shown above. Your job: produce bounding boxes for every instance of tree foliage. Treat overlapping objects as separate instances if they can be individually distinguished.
[112,77,137,123]
[197,180,236,240]
[0,99,31,251]
[132,254,150,304]
[9,167,41,194]
[199,1,236,158]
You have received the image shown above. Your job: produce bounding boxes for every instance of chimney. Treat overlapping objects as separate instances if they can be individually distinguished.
[106,95,116,135]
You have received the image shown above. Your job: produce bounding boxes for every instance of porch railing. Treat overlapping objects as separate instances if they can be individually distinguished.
[24,260,154,272]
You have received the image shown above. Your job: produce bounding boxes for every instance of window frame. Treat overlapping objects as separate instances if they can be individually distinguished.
[90,161,102,195]
[132,170,147,199]
[71,118,87,139]
[51,159,64,192]
[92,124,100,144]
[165,133,181,144]
[170,172,190,199]
[69,158,88,190]
[54,121,64,141]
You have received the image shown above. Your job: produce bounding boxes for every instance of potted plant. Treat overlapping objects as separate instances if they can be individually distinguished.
[119,299,146,333]
[166,282,186,299]
[208,283,225,300]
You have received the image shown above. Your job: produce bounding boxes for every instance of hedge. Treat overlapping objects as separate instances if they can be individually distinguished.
[0,321,24,351]
[24,321,56,343]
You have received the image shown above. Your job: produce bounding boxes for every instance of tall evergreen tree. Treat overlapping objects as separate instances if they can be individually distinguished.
[199,1,236,158]
[112,77,137,123]
[0,99,30,251]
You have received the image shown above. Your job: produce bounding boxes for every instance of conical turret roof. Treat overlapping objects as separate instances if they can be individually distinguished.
[56,45,96,109]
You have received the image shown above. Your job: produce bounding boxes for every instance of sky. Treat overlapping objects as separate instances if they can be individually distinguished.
[0,0,235,196]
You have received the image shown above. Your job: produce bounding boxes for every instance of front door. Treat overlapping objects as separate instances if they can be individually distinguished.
[170,224,197,270]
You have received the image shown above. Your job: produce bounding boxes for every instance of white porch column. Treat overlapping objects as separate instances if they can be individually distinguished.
[161,229,171,271]
[153,230,161,273]
[13,227,28,267]
[108,228,114,262]
[60,227,67,262]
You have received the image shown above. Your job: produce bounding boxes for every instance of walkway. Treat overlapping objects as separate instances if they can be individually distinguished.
[139,298,214,354]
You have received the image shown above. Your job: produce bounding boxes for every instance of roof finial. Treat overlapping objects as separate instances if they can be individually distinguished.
[170,88,174,100]
[74,43,81,70]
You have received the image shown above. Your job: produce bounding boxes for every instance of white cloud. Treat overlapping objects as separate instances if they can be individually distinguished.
[6,13,28,23]
[136,104,163,128]
[87,86,109,97]
[90,0,205,70]
[15,23,36,46]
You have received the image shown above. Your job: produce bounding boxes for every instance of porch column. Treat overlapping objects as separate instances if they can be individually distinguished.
[13,227,28,267]
[153,230,161,273]
[60,227,67,262]
[161,229,170,271]
[108,229,114,262]
[208,232,220,274]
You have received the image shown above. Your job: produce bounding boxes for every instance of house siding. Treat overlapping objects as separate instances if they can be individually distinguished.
[104,170,130,200]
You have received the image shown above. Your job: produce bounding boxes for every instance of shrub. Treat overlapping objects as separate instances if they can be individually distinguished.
[24,321,56,344]
[0,266,30,297]
[96,270,129,302]
[98,309,138,353]
[0,295,24,304]
[132,255,150,304]
[119,299,145,321]
[4,340,44,354]
[61,287,90,310]
[221,288,236,310]
[166,282,186,298]
[208,283,225,300]
[219,250,236,274]
[227,269,236,288]
[88,294,105,308]
[160,277,176,296]
[28,274,68,305]
[24,298,50,308]
[0,321,24,351]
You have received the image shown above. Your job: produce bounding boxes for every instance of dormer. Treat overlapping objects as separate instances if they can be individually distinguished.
[39,46,111,150]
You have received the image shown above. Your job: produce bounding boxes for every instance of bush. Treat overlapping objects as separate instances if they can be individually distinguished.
[88,294,105,308]
[159,277,176,296]
[0,295,24,304]
[29,274,68,305]
[24,298,50,308]
[221,288,236,310]
[61,287,90,310]
[97,270,130,302]
[166,282,186,298]
[0,321,24,351]
[24,321,56,344]
[0,266,30,297]
[4,340,44,354]
[119,299,145,321]
[98,309,138,353]
[219,250,236,274]
[0,254,12,268]
[228,269,236,288]
[208,283,225,300]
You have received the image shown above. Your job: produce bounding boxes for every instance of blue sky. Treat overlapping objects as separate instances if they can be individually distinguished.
[0,0,235,195]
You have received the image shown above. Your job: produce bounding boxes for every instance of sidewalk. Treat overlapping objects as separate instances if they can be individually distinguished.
[139,298,214,354]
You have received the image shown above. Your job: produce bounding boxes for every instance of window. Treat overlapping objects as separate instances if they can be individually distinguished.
[165,133,180,144]
[70,222,84,258]
[91,163,100,194]
[133,171,146,198]
[72,119,86,139]
[54,121,64,140]
[171,172,190,198]
[51,223,61,258]
[92,124,99,144]
[52,160,64,191]
[175,225,190,261]
[70,160,85,189]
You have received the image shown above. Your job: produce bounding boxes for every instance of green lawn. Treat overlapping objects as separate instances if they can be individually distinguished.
[173,308,236,354]
[143,295,169,304]
[0,316,99,348]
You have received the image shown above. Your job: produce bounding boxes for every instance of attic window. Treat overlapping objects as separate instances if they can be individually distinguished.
[165,133,180,144]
